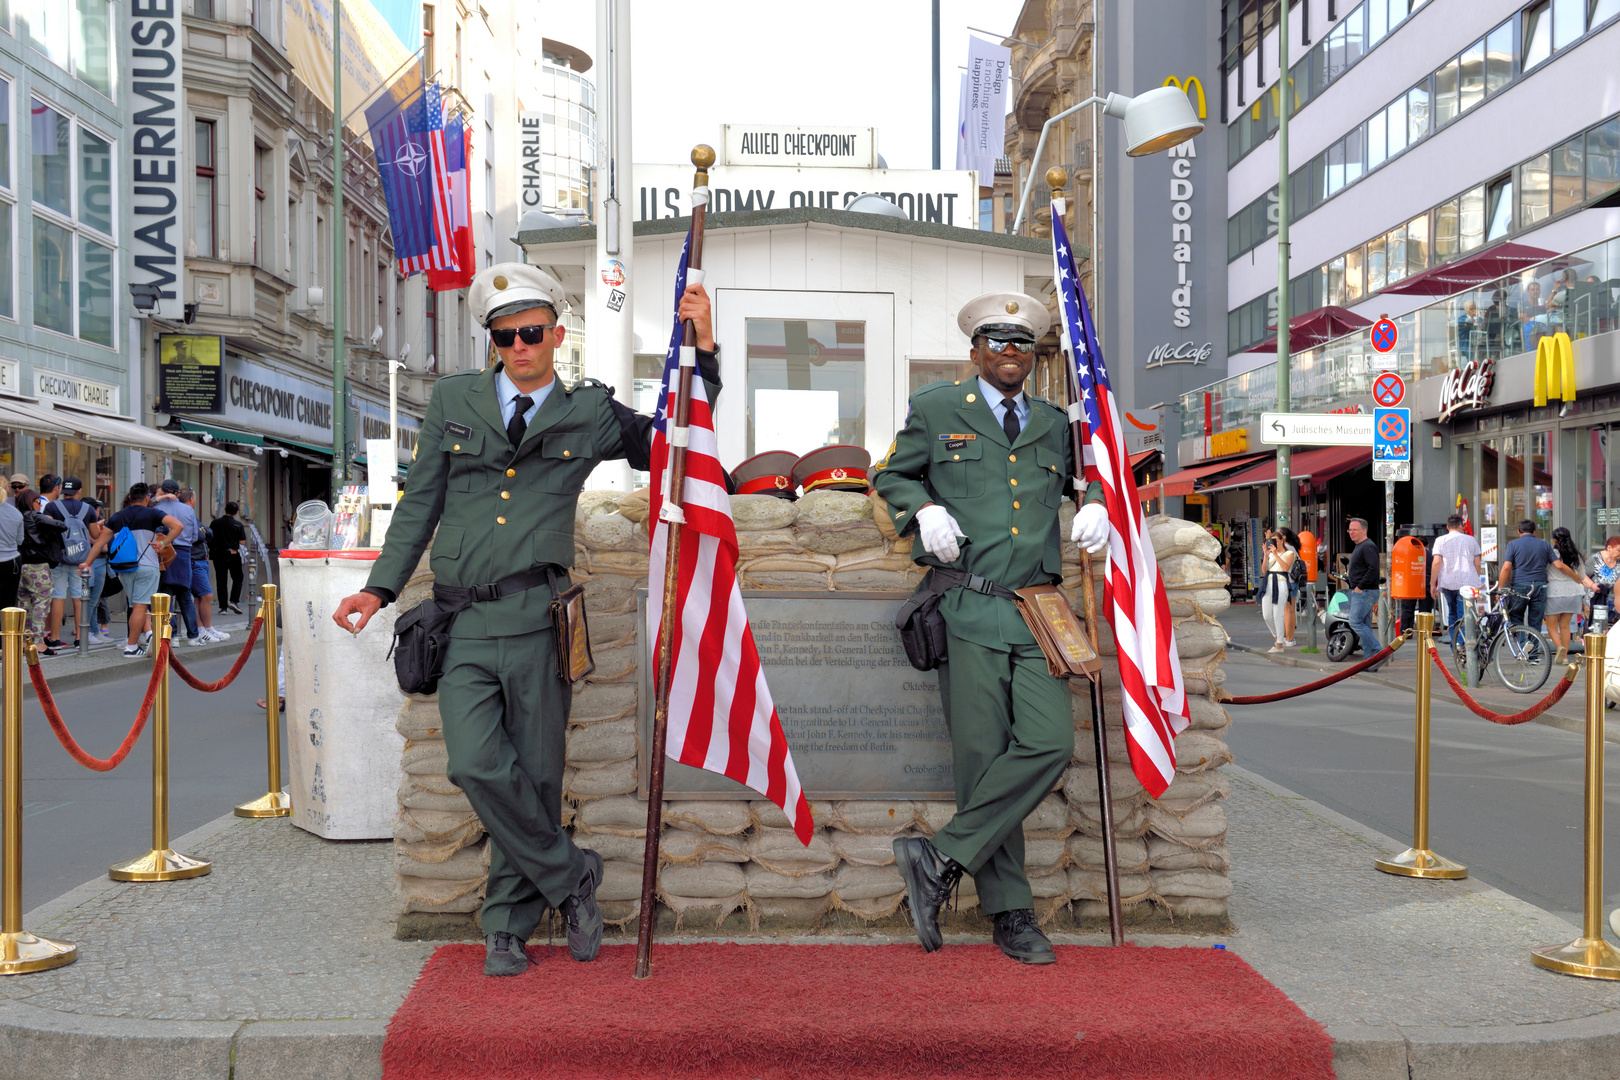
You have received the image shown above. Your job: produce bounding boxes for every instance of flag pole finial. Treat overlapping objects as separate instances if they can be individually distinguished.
[692,143,716,185]
[1045,166,1068,191]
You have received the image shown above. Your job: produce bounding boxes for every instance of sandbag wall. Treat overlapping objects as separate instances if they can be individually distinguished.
[394,493,1234,936]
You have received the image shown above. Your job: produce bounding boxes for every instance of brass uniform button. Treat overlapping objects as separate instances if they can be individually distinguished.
[1049,464,1057,471]
[966,393,976,403]
[1009,478,1018,487]
[497,516,507,525]
[506,468,516,477]
[1011,527,1019,535]
[563,450,571,458]
[953,454,960,461]
[453,444,461,451]
[1008,454,1016,462]
[1013,501,1021,509]
[501,491,511,500]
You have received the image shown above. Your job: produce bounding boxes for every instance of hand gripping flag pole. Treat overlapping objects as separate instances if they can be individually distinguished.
[1048,169,1124,946]
[636,145,714,980]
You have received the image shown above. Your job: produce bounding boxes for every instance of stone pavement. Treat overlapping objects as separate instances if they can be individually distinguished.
[1224,598,1606,743]
[5,767,1620,1077]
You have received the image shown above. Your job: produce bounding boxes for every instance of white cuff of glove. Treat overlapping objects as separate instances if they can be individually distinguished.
[916,504,964,563]
[1071,501,1109,553]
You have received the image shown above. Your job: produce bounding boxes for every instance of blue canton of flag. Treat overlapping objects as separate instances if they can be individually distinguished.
[652,231,693,436]
[365,69,452,275]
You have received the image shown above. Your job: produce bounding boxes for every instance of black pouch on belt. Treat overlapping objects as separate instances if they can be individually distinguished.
[388,566,561,695]
[894,566,1021,672]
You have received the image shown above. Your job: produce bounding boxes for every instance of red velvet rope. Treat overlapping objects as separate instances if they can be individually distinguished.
[30,638,169,772]
[166,616,263,693]
[1427,642,1578,724]
[1225,635,1406,705]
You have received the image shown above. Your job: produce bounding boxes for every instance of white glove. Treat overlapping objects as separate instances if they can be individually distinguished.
[916,504,965,563]
[1071,501,1109,553]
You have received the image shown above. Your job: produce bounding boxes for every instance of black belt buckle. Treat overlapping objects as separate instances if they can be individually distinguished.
[469,582,500,603]
[967,574,994,595]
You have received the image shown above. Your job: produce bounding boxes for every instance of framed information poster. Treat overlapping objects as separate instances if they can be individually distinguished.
[158,335,225,413]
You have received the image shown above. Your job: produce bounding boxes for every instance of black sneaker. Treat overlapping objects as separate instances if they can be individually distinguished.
[892,836,964,953]
[992,908,1057,965]
[228,603,245,615]
[483,931,530,976]
[560,849,604,962]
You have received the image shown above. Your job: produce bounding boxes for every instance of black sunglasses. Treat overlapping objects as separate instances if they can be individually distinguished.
[984,338,1035,355]
[490,323,557,348]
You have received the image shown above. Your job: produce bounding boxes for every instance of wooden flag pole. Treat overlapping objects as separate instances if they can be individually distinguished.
[1049,167,1126,946]
[635,144,714,980]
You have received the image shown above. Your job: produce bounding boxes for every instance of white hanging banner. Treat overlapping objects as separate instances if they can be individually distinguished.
[965,36,1012,160]
[955,73,996,182]
[127,0,186,320]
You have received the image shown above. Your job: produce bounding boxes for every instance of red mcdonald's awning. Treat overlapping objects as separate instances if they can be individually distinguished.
[1200,444,1370,494]
[1149,452,1272,499]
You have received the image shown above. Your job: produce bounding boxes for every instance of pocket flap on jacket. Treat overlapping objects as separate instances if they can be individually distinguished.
[432,525,464,560]
[542,432,594,460]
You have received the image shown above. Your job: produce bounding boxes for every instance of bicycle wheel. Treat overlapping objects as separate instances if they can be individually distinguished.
[1495,625,1553,694]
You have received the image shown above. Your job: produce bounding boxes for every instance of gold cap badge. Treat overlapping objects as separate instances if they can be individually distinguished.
[1006,301,1019,314]
[493,275,508,290]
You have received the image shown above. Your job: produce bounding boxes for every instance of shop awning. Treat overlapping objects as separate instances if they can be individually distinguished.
[1383,242,1560,296]
[1148,452,1272,498]
[45,406,246,466]
[1200,444,1370,494]
[1128,450,1159,470]
[0,400,78,438]
[1243,305,1373,352]
[179,420,264,447]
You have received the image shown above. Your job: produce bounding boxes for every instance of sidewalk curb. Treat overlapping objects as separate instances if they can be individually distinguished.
[20,638,265,698]
[1226,640,1616,745]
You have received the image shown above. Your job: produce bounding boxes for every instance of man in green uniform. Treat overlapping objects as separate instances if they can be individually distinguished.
[333,263,720,976]
[874,291,1108,964]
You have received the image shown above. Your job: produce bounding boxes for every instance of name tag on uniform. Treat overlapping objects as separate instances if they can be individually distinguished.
[445,421,473,439]
[944,439,968,450]
[937,433,975,441]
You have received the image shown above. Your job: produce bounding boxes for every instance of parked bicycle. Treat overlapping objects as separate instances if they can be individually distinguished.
[1449,583,1553,693]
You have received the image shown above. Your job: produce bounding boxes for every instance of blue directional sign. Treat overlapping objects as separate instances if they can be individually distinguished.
[1373,406,1410,462]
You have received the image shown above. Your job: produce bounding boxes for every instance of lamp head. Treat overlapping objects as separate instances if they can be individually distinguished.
[1104,86,1205,156]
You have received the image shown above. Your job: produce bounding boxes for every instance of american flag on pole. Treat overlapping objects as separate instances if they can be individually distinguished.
[1051,203,1189,798]
[647,230,813,844]
[366,72,455,275]
[425,110,475,292]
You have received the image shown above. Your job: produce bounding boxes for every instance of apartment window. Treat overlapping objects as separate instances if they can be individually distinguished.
[1433,199,1459,262]
[1594,0,1620,28]
[1458,184,1487,252]
[1522,3,1553,70]
[253,145,266,266]
[287,197,299,281]
[1485,177,1513,243]
[1588,119,1620,200]
[1550,136,1585,215]
[33,0,112,97]
[0,79,14,320]
[1553,0,1586,48]
[422,4,435,77]
[1457,39,1485,116]
[194,120,216,257]
[194,0,215,17]
[1434,58,1459,127]
[30,102,114,347]
[1484,23,1513,95]
[1366,235,1387,294]
[1520,153,1552,228]
[1405,214,1429,276]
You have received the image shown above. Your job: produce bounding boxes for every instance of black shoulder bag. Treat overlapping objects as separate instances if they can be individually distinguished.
[894,567,1018,671]
[389,566,563,695]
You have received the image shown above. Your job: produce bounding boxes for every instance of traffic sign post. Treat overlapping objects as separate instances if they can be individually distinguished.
[1371,316,1399,354]
[1260,412,1374,446]
[1371,404,1410,644]
[1372,371,1406,407]
[1373,407,1411,462]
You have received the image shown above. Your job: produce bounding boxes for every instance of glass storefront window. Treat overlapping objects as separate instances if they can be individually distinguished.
[1386,224,1407,286]
[32,214,72,334]
[61,439,91,491]
[745,319,865,458]
[1482,438,1500,528]
[31,437,56,483]
[93,444,113,507]
[0,431,13,480]
[1531,432,1553,537]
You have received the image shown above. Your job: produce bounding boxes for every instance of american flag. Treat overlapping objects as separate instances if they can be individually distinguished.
[647,229,813,844]
[425,110,474,292]
[1051,203,1189,798]
[365,71,455,275]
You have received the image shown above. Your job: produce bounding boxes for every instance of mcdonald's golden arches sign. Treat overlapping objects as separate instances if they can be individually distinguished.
[1163,76,1207,120]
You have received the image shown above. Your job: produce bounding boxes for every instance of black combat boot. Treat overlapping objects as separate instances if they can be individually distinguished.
[992,908,1057,964]
[892,836,964,952]
[561,849,605,962]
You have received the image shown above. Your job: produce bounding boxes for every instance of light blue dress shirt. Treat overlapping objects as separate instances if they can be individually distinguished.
[977,377,1029,432]
[496,370,555,429]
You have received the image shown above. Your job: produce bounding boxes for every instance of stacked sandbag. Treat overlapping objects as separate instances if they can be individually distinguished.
[396,494,1233,936]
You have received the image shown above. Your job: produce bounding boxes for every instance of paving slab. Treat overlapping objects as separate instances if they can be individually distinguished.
[3,764,1620,1077]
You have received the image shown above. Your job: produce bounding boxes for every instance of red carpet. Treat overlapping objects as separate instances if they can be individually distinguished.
[381,942,1333,1080]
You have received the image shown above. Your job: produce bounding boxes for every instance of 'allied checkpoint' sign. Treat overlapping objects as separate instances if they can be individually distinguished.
[639,592,953,800]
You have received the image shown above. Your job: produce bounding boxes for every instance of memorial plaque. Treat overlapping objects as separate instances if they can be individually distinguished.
[638,591,953,799]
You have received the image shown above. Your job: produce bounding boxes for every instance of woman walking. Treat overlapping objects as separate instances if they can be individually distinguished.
[1261,530,1297,653]
[1587,536,1620,626]
[1546,526,1595,665]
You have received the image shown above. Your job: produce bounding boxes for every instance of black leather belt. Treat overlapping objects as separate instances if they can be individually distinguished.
[433,565,566,612]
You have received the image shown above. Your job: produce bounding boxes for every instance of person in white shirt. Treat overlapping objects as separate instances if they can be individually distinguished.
[1430,515,1482,644]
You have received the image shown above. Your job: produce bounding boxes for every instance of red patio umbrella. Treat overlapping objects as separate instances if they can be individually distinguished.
[1243,305,1372,352]
[1382,242,1563,296]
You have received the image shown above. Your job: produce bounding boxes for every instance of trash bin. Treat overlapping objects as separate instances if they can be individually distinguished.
[279,550,405,839]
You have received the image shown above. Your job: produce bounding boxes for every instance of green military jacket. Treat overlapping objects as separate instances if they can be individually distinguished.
[873,378,1100,652]
[366,356,716,639]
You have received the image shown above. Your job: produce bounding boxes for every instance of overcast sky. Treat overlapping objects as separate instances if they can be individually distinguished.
[588,0,1027,169]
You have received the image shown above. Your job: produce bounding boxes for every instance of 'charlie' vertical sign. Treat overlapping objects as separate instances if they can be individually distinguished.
[128,0,185,320]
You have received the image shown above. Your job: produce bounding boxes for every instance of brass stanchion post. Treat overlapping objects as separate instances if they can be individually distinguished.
[0,607,75,974]
[235,584,289,817]
[109,594,211,881]
[1376,611,1467,878]
[1533,628,1620,978]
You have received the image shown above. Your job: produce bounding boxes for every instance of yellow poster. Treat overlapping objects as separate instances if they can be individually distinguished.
[285,0,413,142]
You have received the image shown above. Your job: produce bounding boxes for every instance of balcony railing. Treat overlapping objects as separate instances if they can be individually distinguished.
[1182,234,1620,441]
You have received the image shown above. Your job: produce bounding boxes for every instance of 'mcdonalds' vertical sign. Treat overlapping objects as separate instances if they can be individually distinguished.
[128,0,185,320]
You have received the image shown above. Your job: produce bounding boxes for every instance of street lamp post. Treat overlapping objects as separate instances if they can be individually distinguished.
[330,0,347,496]
[1275,0,1292,532]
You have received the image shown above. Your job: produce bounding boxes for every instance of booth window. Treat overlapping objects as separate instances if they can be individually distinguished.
[745,319,865,458]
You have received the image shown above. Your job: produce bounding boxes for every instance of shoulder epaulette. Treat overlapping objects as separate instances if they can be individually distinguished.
[911,379,959,399]
[567,378,613,395]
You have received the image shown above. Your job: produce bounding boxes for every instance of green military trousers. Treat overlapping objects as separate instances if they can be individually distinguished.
[932,626,1075,915]
[439,626,586,939]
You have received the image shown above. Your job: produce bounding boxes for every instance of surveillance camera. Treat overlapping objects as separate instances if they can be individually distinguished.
[129,283,162,314]
[371,325,384,347]
[400,343,412,362]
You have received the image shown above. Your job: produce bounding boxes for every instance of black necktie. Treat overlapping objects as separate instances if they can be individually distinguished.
[1002,401,1021,443]
[507,395,533,449]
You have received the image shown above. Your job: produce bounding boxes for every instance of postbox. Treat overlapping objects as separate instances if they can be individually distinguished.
[1390,535,1428,600]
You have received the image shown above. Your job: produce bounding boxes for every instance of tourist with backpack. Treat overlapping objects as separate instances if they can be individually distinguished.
[16,480,65,645]
[43,477,101,649]
[79,483,183,659]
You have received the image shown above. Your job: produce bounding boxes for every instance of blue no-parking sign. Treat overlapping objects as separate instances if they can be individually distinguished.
[1373,407,1410,462]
